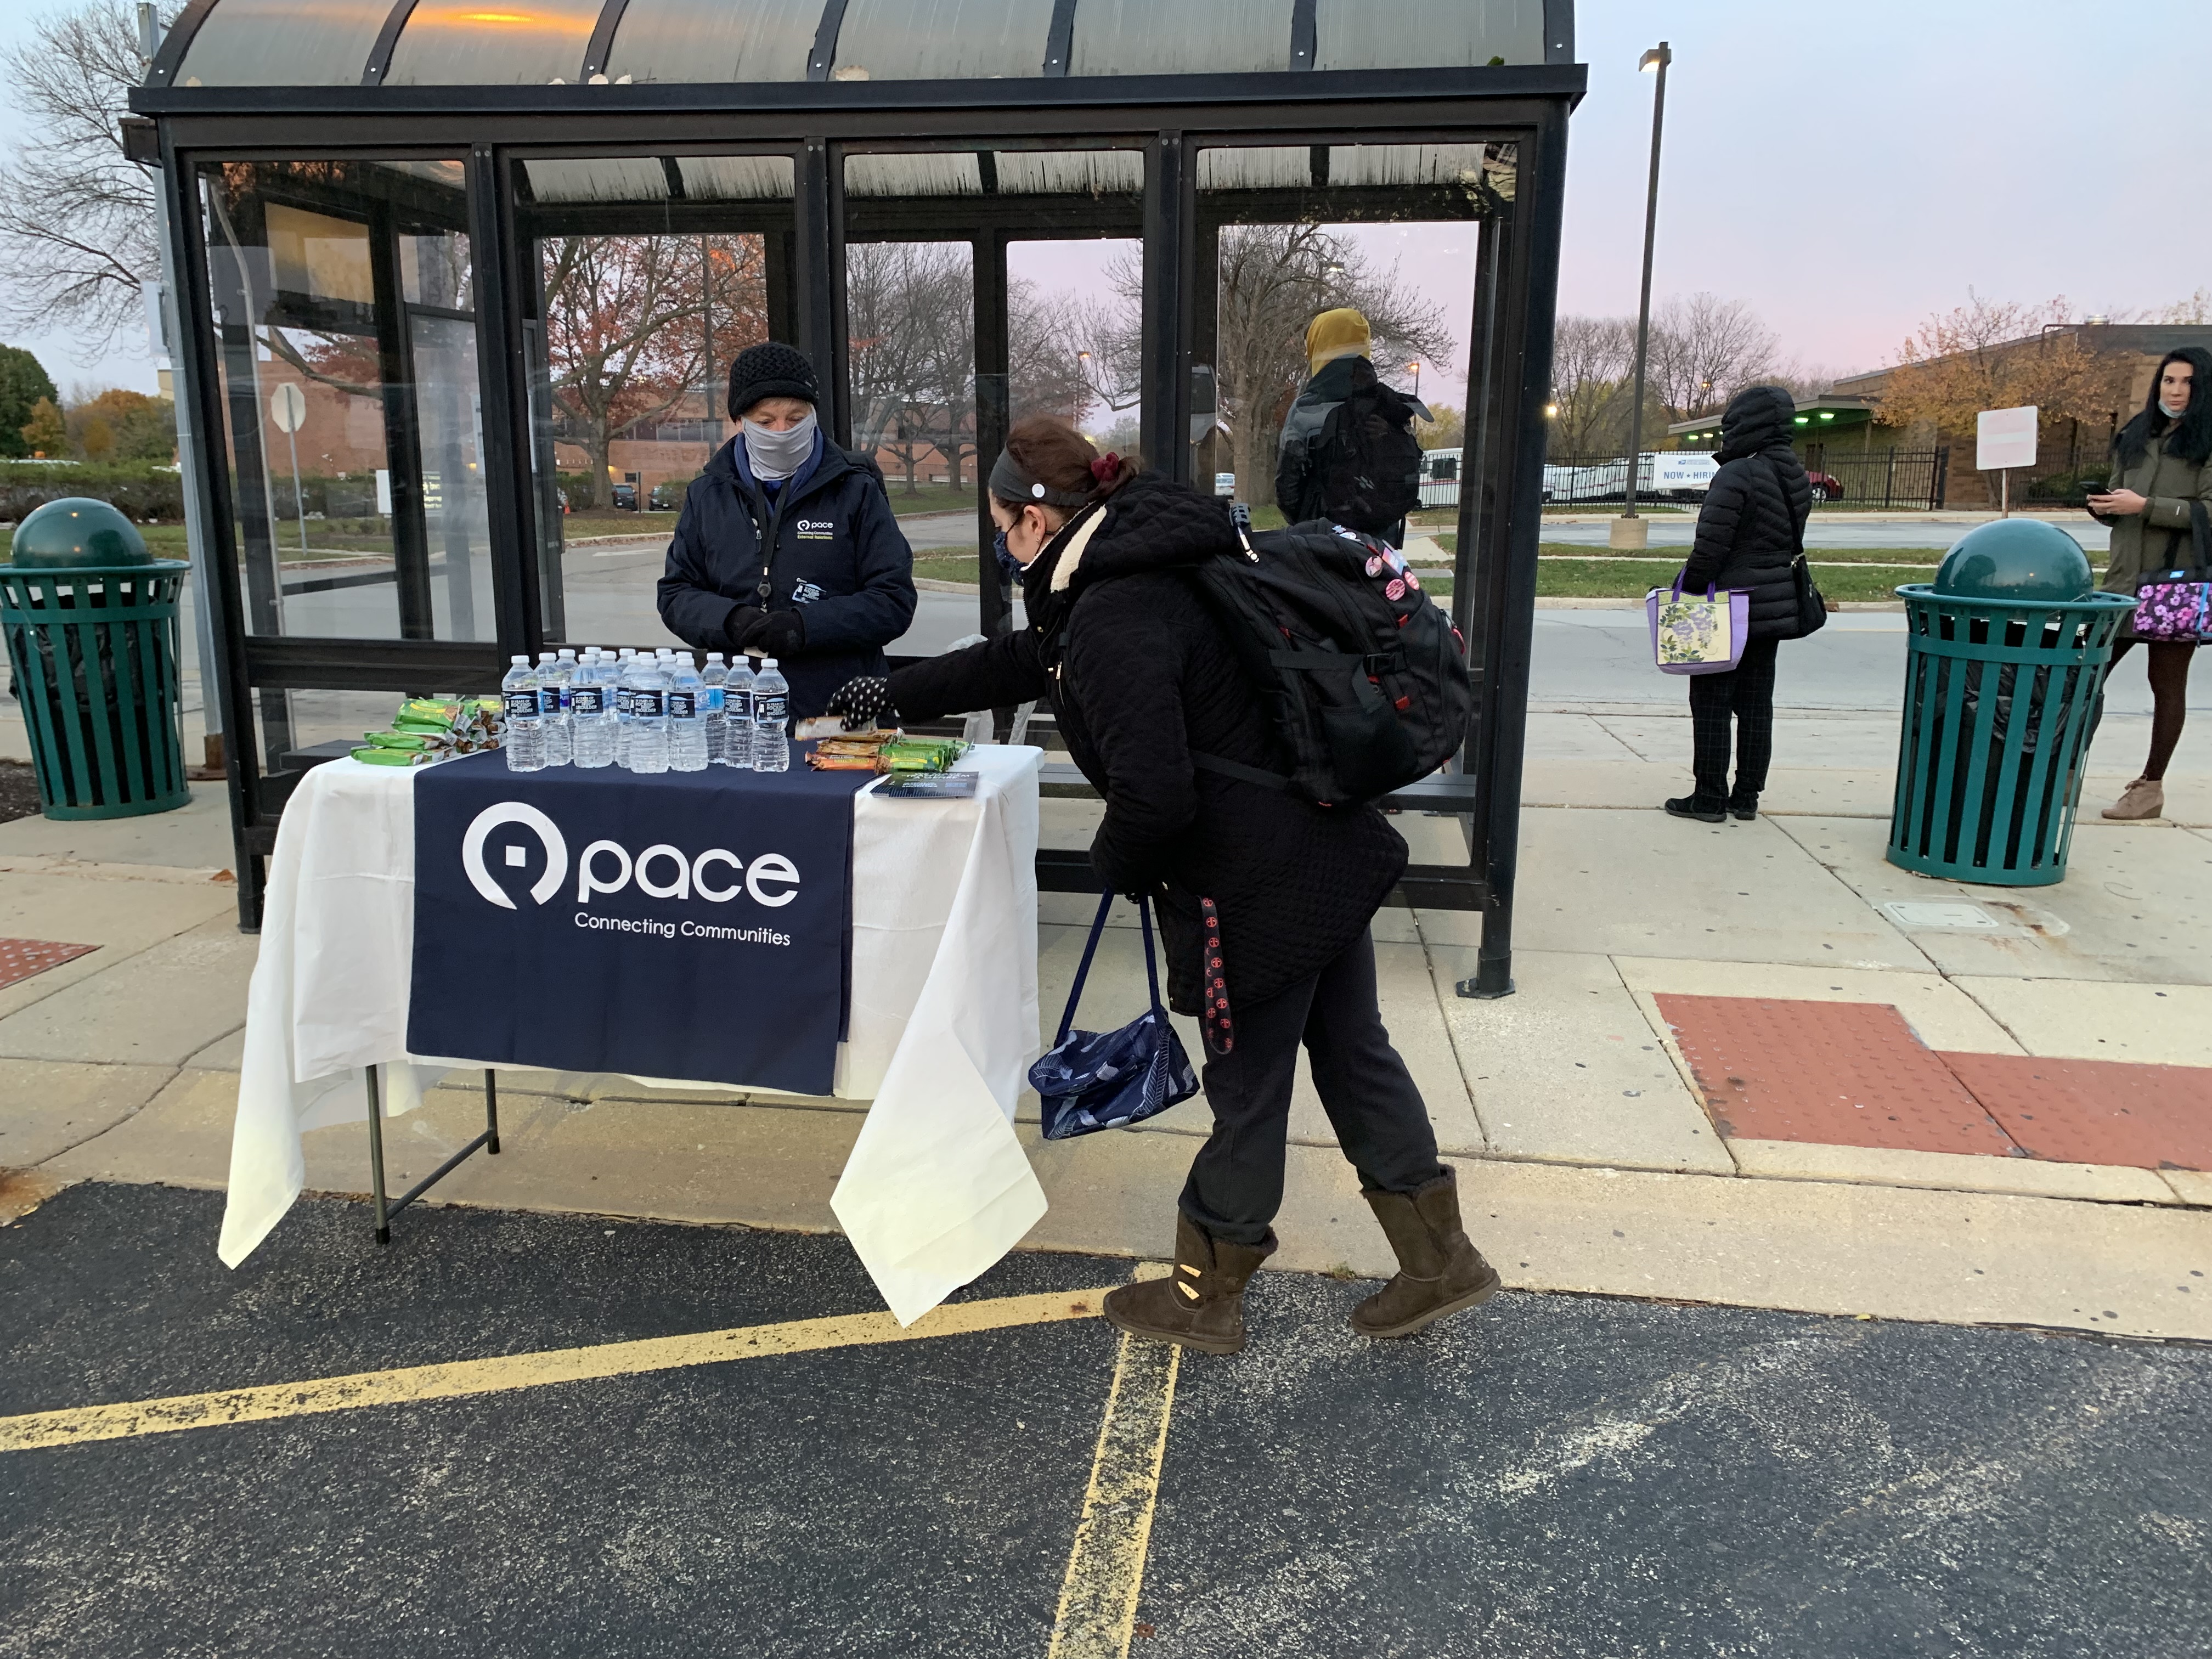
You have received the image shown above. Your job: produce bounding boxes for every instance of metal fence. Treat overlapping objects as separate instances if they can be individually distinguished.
[1797,446,1950,510]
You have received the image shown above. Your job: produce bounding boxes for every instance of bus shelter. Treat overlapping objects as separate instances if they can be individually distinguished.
[131,0,1582,997]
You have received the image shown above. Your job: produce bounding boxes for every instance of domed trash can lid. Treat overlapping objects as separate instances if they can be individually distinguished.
[1933,520,2094,602]
[8,498,154,569]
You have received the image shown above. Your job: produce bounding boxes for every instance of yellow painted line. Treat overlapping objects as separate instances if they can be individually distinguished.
[1047,1328,1182,1658]
[0,1286,1116,1455]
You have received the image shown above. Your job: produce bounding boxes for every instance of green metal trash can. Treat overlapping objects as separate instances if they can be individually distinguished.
[2,499,194,821]
[1888,521,2133,887]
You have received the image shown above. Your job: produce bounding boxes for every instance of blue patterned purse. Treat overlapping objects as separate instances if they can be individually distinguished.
[1028,892,1199,1140]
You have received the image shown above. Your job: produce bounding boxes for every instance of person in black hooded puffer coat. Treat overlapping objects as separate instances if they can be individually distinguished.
[825,416,1501,1359]
[1666,383,1815,823]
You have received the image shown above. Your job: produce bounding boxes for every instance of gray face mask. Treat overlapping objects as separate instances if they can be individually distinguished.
[742,410,817,481]
[2160,399,2189,419]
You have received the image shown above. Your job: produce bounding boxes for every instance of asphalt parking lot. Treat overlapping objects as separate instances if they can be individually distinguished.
[3,1184,2208,1659]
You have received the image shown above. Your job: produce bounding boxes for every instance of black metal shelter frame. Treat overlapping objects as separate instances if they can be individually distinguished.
[132,20,1581,1000]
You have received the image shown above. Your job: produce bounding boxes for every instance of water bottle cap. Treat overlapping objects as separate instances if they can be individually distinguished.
[707,652,723,662]
[510,654,528,664]
[559,648,575,659]
[759,657,777,668]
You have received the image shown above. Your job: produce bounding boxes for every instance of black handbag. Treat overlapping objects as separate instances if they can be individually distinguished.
[1777,457,1830,636]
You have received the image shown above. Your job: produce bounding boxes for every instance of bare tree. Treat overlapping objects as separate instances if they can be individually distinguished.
[0,2,178,344]
[1548,314,1637,452]
[847,241,973,489]
[1647,292,1780,422]
[1199,226,1452,502]
[541,233,768,505]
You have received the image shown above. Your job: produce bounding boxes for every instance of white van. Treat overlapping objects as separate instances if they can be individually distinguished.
[1542,452,1716,504]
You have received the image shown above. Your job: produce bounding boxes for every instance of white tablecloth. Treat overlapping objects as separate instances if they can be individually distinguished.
[221,746,1047,1324]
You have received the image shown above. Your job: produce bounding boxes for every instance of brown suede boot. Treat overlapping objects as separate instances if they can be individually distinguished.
[1102,1212,1276,1356]
[1351,1168,1502,1339]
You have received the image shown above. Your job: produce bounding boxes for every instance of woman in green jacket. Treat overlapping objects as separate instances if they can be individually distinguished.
[2087,346,2212,821]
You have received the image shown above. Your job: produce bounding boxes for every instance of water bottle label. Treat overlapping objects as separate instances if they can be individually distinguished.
[558,685,573,713]
[571,686,605,715]
[669,691,697,720]
[729,690,754,721]
[755,693,788,724]
[616,689,633,716]
[633,689,665,718]
[503,691,537,720]
[704,688,725,714]
[538,686,562,718]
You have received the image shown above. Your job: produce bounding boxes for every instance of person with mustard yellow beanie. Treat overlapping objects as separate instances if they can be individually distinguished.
[1273,307,1427,541]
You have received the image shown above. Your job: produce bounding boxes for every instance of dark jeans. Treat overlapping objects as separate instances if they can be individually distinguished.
[1177,929,1447,1246]
[1689,635,1781,805]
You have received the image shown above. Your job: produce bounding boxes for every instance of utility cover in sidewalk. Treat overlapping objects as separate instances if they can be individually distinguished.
[1881,901,2001,930]
[0,938,98,990]
[1939,1052,2212,1171]
[1657,995,2015,1154]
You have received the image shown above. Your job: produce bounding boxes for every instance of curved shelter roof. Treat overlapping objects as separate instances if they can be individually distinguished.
[149,0,1571,91]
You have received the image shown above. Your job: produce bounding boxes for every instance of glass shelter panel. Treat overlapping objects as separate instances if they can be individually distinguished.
[1193,142,1501,537]
[172,0,392,87]
[514,156,795,653]
[199,158,490,651]
[603,0,822,84]
[838,144,1145,648]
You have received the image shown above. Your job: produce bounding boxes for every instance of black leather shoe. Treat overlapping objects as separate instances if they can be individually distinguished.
[1664,796,1727,823]
[1728,798,1758,821]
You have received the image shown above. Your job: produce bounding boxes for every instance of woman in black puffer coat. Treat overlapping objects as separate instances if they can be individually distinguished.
[1667,383,1815,823]
[826,417,1499,1358]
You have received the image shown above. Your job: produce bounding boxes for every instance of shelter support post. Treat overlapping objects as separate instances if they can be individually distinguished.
[1460,111,1569,999]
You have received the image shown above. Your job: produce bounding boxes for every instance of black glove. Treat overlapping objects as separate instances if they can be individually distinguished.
[826,675,898,730]
[720,604,766,654]
[741,607,806,660]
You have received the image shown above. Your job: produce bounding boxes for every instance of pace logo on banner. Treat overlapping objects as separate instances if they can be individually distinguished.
[408,752,868,1095]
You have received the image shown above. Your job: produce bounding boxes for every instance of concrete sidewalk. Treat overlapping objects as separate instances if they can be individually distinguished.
[2,695,2207,1344]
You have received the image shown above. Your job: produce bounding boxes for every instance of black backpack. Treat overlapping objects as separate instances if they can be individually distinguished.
[1311,381,1425,533]
[1183,509,1473,807]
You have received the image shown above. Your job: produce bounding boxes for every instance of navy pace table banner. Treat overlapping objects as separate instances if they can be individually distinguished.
[408,749,870,1096]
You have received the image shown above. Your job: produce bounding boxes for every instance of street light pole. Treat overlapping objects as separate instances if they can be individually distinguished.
[1617,40,1671,547]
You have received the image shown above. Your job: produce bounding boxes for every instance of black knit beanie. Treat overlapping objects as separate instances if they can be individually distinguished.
[727,342,819,421]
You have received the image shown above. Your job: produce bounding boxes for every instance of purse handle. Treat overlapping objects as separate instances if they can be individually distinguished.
[1054,890,1166,1047]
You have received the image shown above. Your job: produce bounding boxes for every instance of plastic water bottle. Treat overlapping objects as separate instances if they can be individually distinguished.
[615,648,638,768]
[702,652,728,765]
[571,650,614,768]
[629,653,670,774]
[668,653,708,772]
[752,657,789,774]
[502,656,544,772]
[722,654,755,770]
[536,651,571,766]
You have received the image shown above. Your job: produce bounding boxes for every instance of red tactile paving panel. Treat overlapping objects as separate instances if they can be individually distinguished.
[1656,994,2018,1155]
[1939,1052,2212,1172]
[0,938,98,991]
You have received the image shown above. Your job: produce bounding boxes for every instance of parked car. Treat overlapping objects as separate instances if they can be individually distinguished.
[650,480,690,511]
[610,482,639,511]
[1806,471,1842,504]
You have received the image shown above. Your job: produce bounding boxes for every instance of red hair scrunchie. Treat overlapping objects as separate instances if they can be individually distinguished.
[1089,453,1121,484]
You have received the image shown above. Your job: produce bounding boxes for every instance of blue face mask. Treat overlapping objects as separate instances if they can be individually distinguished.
[993,529,1024,582]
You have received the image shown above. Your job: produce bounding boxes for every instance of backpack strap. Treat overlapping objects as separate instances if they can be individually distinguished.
[1190,751,1288,789]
